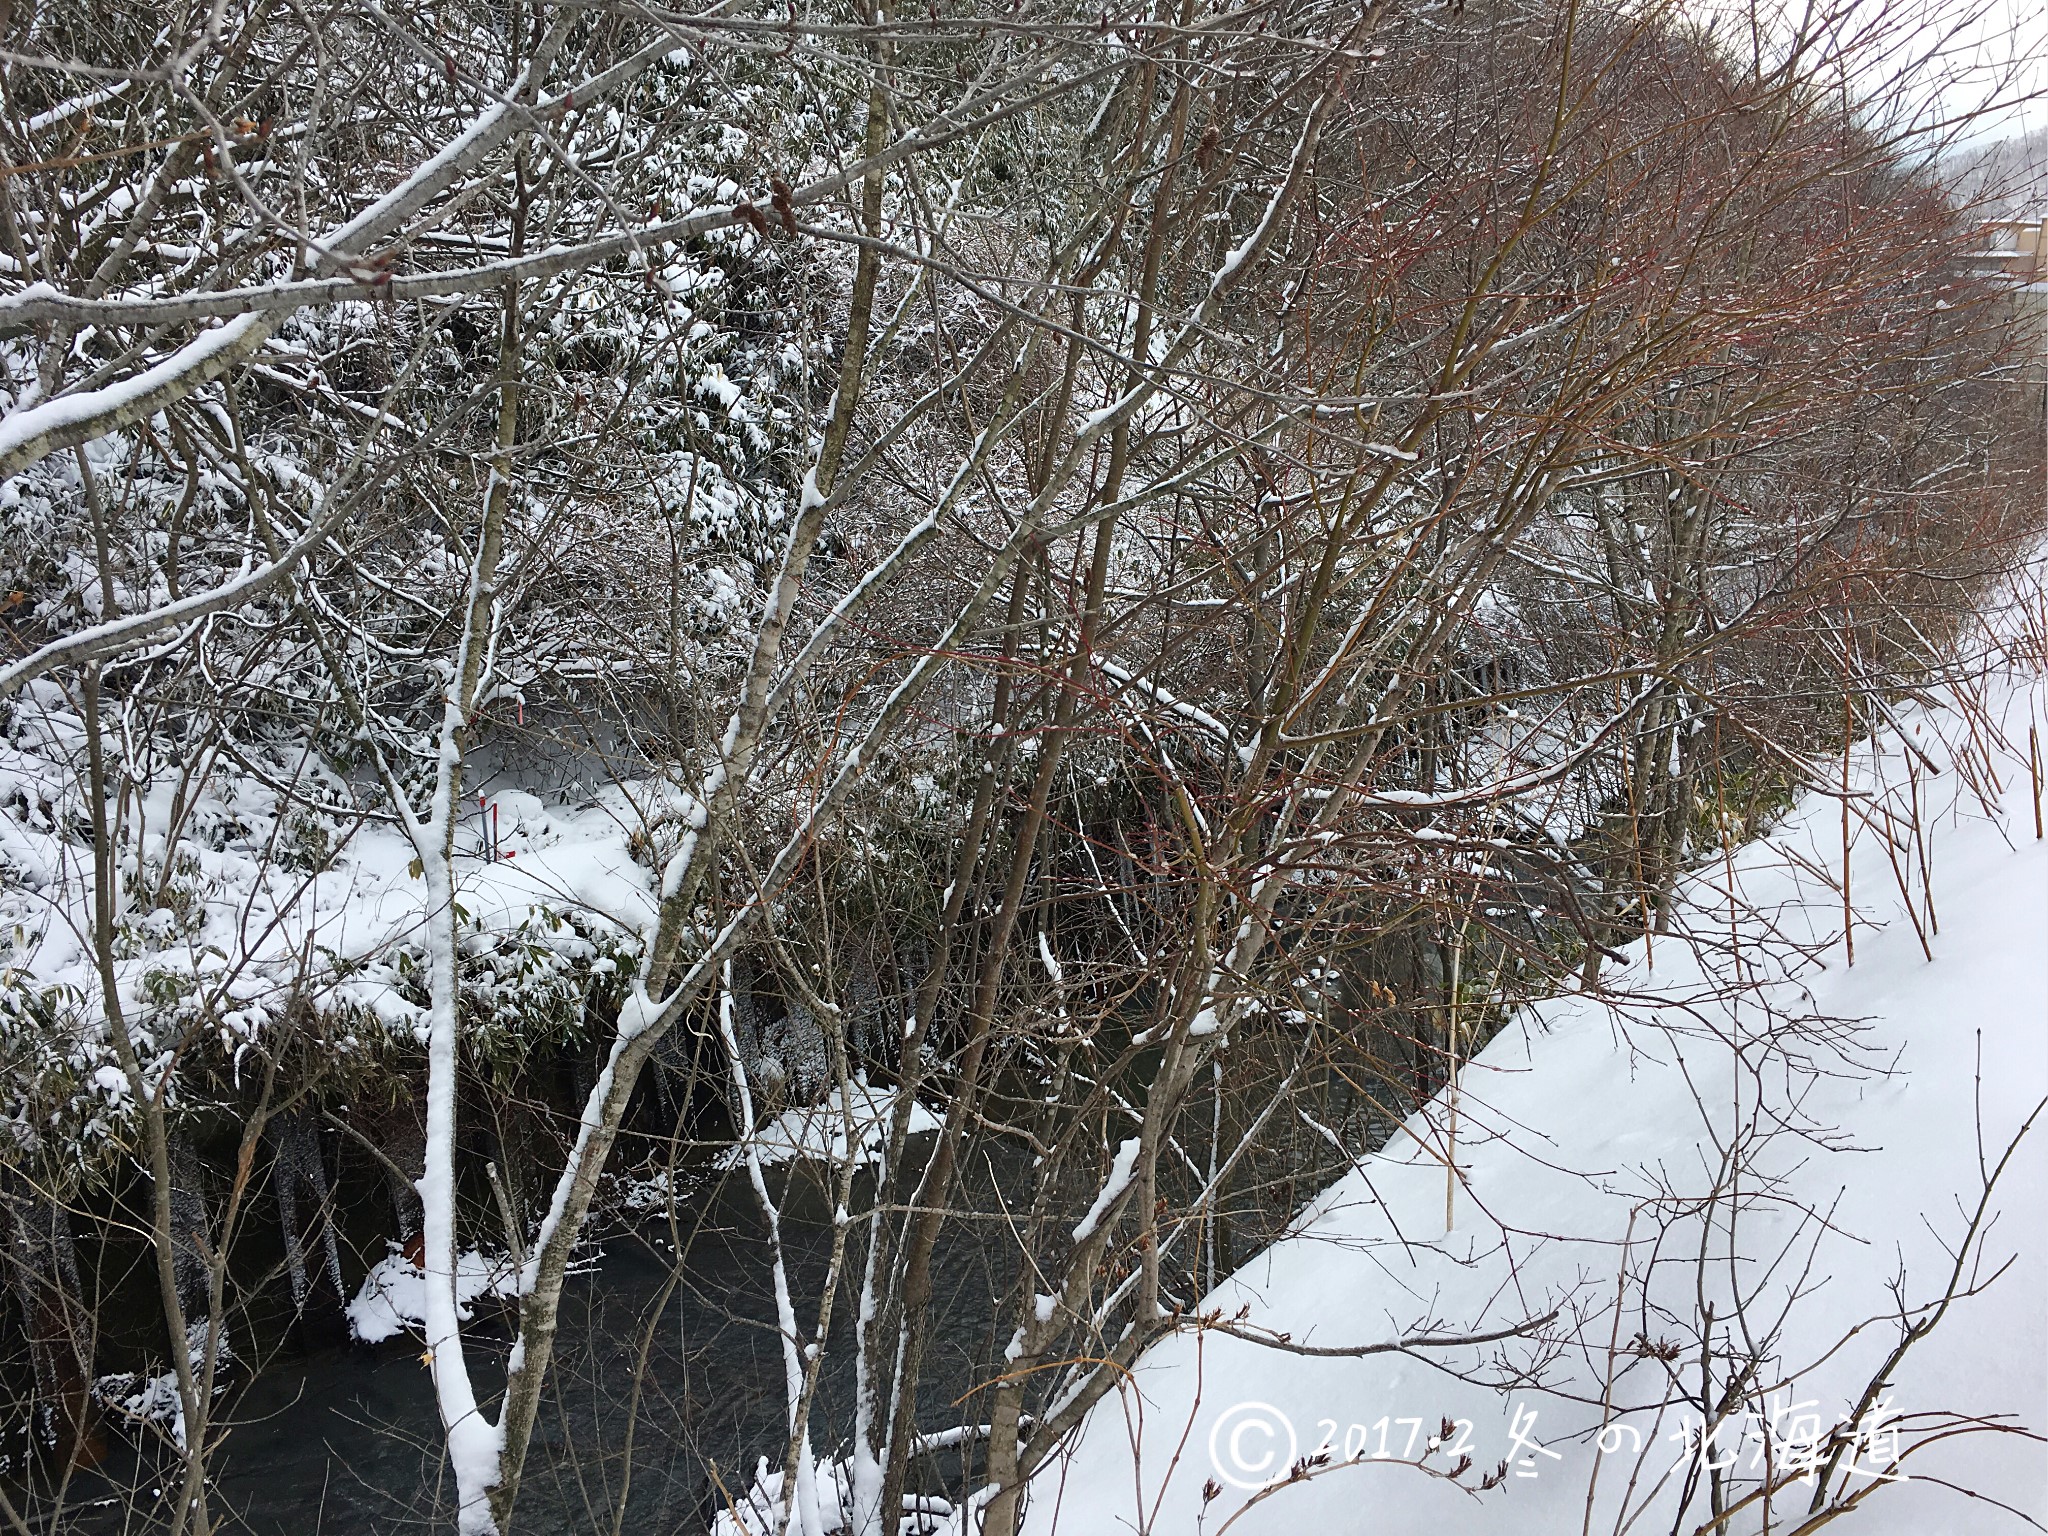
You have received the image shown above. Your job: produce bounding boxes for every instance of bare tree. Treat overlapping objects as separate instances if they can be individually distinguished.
[0,0,2038,1534]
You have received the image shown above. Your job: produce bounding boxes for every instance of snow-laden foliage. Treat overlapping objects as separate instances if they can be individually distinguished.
[0,0,2041,1532]
[0,671,651,1163]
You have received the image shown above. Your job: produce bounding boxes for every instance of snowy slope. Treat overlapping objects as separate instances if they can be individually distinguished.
[0,681,659,1124]
[1028,668,2048,1536]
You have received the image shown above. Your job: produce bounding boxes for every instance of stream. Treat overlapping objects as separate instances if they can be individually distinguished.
[51,1160,1011,1535]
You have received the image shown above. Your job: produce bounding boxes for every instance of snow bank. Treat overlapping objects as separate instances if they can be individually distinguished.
[347,1247,519,1345]
[717,1072,940,1170]
[92,1319,231,1449]
[1029,671,2048,1534]
[0,704,661,1141]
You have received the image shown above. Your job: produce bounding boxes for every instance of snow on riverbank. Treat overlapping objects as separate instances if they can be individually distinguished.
[1029,667,2048,1535]
[0,684,661,1122]
[717,1071,941,1169]
[347,1247,520,1345]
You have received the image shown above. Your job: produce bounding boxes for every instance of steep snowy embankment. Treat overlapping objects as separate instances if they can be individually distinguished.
[1029,670,2048,1535]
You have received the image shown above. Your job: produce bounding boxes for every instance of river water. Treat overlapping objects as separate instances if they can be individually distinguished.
[54,1162,1009,1535]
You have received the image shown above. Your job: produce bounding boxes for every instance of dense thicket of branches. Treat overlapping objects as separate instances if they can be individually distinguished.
[0,0,2039,1532]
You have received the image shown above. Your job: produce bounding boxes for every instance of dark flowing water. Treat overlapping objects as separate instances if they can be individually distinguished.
[49,1161,1010,1536]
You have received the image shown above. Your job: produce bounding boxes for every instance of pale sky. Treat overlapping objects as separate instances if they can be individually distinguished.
[1691,0,2047,144]
[1885,0,2046,142]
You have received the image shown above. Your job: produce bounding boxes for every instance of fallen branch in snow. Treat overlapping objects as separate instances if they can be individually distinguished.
[1192,1307,1563,1359]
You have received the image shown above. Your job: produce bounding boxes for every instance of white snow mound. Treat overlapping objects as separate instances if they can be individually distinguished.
[1030,671,2048,1535]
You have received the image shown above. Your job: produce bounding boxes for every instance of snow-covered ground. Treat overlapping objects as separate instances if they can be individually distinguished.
[717,1072,942,1170]
[0,687,660,1125]
[347,1247,521,1346]
[1029,667,2048,1535]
